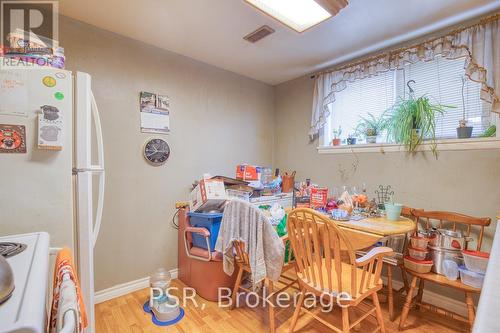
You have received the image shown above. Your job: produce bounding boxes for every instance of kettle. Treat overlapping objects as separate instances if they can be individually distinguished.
[0,255,14,303]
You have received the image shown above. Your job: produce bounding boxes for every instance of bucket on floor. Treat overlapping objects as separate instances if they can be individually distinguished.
[188,212,223,250]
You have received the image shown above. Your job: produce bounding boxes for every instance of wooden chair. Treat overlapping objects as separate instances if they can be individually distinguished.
[230,236,298,333]
[355,206,420,321]
[399,210,492,330]
[287,208,394,333]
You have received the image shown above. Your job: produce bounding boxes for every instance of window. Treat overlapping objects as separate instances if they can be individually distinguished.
[326,70,395,143]
[324,56,495,145]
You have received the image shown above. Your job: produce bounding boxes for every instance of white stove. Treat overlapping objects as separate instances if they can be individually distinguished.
[0,232,50,333]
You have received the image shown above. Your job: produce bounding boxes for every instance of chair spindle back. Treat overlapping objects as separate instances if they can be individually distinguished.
[412,210,491,251]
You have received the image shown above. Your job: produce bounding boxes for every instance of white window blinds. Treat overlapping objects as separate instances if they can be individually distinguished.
[329,70,395,141]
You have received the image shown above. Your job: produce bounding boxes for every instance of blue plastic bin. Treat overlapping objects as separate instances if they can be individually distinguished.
[187,212,223,251]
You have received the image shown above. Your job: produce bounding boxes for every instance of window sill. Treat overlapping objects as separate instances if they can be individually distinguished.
[317,137,500,154]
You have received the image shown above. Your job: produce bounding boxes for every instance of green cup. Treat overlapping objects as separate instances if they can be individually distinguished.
[384,202,403,221]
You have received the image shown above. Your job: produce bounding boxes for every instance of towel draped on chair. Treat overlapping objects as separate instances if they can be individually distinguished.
[215,199,285,284]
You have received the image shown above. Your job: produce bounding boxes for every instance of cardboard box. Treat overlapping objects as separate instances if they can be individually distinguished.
[310,187,328,209]
[236,164,262,181]
[189,179,227,212]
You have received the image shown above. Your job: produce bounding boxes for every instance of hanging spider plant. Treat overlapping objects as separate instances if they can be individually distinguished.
[386,95,453,157]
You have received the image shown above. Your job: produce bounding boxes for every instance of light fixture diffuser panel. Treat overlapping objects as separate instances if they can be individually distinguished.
[245,0,332,32]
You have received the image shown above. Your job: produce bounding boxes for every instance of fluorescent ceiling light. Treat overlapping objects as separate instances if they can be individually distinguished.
[245,0,332,33]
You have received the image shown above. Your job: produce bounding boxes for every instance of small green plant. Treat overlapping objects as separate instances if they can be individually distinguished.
[480,125,496,137]
[332,126,342,139]
[385,95,454,157]
[355,113,388,138]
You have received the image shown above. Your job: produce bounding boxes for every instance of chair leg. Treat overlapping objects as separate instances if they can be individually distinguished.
[267,280,276,333]
[415,279,425,310]
[399,275,417,330]
[372,292,386,333]
[400,266,410,294]
[387,265,394,321]
[231,266,244,310]
[342,306,350,333]
[289,290,305,333]
[465,292,476,328]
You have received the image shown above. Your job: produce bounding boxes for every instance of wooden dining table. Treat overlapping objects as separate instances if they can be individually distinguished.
[284,207,416,250]
[333,215,416,250]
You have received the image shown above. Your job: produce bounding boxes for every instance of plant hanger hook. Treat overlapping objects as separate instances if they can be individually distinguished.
[407,80,416,97]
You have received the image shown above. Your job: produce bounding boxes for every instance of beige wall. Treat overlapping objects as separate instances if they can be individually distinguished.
[274,75,500,299]
[59,17,275,290]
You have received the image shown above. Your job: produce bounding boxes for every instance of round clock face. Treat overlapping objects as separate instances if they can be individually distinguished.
[144,138,170,166]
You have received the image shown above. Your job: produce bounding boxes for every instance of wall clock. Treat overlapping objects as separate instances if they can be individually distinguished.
[143,138,170,166]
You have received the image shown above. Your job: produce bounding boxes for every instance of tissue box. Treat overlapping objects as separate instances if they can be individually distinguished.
[189,179,227,212]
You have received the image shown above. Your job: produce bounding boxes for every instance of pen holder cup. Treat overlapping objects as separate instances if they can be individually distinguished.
[282,175,295,193]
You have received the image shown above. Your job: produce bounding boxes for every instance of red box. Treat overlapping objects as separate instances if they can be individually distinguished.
[236,164,261,181]
[310,187,328,209]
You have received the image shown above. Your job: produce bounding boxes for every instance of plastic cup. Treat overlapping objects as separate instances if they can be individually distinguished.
[384,202,403,221]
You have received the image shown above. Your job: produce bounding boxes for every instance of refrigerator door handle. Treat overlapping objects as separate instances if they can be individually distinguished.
[90,91,105,246]
[73,166,104,174]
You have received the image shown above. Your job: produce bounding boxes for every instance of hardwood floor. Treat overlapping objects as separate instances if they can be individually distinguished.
[96,279,468,333]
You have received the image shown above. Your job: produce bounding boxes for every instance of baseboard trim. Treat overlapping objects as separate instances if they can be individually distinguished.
[95,268,179,304]
[382,276,468,317]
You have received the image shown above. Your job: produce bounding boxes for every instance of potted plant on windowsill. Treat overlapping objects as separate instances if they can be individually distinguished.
[347,134,357,145]
[457,76,473,139]
[457,120,473,138]
[355,113,388,144]
[331,126,342,146]
[386,93,453,157]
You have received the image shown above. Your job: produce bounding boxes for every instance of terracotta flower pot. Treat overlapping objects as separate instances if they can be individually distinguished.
[332,138,341,146]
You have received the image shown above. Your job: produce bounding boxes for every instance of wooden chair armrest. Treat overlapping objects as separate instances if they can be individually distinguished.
[355,247,394,266]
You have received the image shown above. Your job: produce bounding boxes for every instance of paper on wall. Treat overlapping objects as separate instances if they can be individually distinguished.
[141,108,170,134]
[0,70,29,117]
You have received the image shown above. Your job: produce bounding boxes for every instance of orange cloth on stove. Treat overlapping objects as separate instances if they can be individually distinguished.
[49,247,88,332]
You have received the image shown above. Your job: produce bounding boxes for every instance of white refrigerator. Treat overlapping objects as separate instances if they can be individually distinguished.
[0,66,104,333]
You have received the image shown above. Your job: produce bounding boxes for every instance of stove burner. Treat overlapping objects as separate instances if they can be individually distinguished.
[0,242,27,258]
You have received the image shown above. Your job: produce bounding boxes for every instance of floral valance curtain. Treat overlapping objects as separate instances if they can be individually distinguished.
[310,14,500,139]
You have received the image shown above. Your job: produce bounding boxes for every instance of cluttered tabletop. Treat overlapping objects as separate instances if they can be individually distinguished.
[190,166,417,250]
